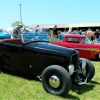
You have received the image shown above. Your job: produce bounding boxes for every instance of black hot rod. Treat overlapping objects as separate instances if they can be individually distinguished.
[0,38,95,96]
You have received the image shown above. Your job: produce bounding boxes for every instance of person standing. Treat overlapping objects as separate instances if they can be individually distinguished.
[95,29,100,39]
[35,25,40,33]
[81,29,86,36]
[52,25,58,40]
[67,27,72,34]
[35,25,40,39]
[12,24,23,38]
[94,29,100,42]
[49,28,53,40]
[86,28,93,40]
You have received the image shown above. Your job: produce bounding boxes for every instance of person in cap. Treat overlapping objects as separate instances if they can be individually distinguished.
[12,24,24,38]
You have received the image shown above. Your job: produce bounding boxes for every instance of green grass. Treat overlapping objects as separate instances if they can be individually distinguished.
[0,61,100,100]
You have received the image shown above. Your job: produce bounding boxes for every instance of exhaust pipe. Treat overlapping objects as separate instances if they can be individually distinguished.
[78,78,88,85]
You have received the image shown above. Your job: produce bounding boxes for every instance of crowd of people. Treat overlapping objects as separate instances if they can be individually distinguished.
[49,25,100,42]
[3,24,100,43]
[34,24,100,42]
[68,28,100,42]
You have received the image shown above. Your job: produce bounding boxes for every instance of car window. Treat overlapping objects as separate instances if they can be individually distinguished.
[67,38,82,43]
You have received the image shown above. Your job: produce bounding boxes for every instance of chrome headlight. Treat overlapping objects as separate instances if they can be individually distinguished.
[68,64,75,75]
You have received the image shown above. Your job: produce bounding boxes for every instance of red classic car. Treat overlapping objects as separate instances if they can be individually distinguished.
[50,34,100,60]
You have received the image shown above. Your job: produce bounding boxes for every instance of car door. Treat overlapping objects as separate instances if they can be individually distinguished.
[21,46,36,74]
[63,37,91,59]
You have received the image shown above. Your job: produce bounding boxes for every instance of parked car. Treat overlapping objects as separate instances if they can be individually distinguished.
[50,34,100,60]
[58,31,80,40]
[0,29,11,39]
[20,32,50,40]
[0,37,95,96]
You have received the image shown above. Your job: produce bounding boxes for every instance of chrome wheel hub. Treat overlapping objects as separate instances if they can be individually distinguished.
[82,68,86,75]
[81,60,86,75]
[49,75,60,88]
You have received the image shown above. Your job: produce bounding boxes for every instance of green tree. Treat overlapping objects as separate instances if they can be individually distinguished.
[11,21,24,27]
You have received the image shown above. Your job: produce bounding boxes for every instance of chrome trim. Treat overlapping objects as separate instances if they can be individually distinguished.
[78,78,88,85]
[68,64,75,75]
[49,75,60,88]
[37,75,42,81]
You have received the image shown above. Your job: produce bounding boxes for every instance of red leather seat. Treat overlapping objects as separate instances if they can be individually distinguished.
[0,38,22,45]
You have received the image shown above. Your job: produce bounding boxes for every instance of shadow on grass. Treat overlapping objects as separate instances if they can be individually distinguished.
[70,83,95,95]
[90,80,100,85]
[62,80,99,99]
[91,58,100,61]
[63,94,80,100]
[0,67,39,81]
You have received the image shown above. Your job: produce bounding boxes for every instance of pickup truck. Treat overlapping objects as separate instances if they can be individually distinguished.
[50,34,100,60]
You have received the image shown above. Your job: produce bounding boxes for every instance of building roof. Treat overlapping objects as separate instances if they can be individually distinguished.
[28,23,100,28]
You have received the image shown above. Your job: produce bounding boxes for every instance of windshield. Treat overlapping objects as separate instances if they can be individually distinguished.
[20,32,50,43]
[84,37,92,44]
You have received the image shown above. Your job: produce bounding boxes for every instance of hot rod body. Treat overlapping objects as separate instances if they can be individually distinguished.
[0,38,95,96]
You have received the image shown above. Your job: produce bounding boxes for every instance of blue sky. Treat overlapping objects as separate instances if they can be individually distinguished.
[1,0,100,29]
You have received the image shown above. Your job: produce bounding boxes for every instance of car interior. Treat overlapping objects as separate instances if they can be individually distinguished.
[0,38,23,45]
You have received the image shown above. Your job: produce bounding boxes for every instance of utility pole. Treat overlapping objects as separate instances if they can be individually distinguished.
[19,4,22,24]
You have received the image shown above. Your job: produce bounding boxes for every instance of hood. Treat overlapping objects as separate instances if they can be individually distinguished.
[24,41,78,57]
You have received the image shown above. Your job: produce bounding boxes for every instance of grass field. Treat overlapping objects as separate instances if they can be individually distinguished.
[0,61,100,100]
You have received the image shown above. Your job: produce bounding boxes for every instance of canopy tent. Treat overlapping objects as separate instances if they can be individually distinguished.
[28,23,100,29]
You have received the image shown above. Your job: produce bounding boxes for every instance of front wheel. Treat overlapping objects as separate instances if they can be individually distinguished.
[79,58,95,82]
[41,65,72,96]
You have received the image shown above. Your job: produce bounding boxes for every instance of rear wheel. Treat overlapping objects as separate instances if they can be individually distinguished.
[79,58,95,82]
[41,65,72,96]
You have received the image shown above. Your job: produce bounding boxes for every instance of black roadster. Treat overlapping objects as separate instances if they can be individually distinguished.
[0,38,95,96]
